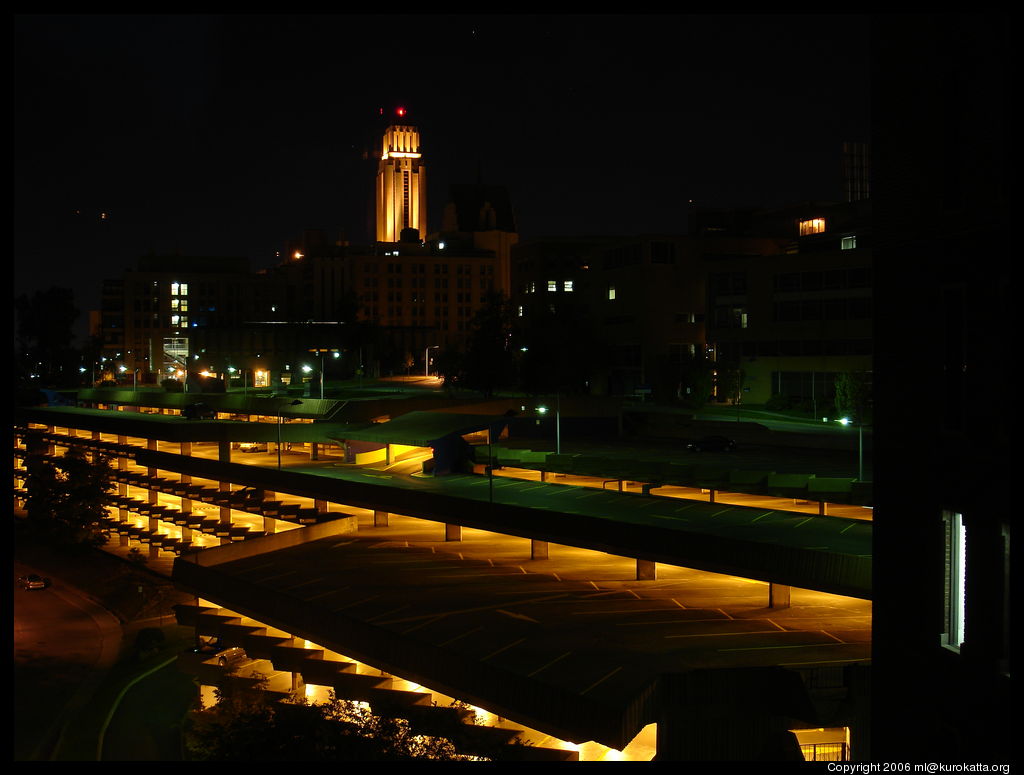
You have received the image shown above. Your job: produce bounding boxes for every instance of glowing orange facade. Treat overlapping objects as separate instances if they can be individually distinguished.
[376,124,427,243]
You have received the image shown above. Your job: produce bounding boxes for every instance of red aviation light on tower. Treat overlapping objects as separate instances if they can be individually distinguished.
[396,106,407,118]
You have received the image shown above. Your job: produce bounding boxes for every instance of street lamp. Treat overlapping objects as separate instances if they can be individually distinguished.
[537,397,561,455]
[307,349,340,398]
[120,364,138,390]
[228,366,249,396]
[837,417,865,481]
[425,345,439,378]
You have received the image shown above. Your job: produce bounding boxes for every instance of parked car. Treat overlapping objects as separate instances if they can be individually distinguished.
[192,637,248,667]
[238,442,264,453]
[19,573,51,590]
[686,435,737,453]
[182,402,216,420]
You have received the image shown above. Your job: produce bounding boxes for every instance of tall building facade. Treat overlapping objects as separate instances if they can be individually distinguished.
[376,123,427,242]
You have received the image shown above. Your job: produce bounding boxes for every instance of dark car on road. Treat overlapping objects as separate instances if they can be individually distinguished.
[182,402,216,420]
[19,573,51,590]
[686,435,737,453]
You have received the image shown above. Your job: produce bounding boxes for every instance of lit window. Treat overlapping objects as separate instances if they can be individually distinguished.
[563,280,574,292]
[841,236,857,250]
[798,218,826,236]
[179,283,189,296]
[548,280,557,292]
[608,286,617,300]
[171,283,179,296]
[517,305,524,317]
[942,510,967,652]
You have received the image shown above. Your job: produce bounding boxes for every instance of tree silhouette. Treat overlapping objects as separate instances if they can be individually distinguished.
[24,444,112,546]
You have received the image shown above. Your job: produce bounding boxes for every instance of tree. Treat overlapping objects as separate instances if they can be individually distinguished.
[15,286,81,387]
[459,291,520,397]
[715,358,745,405]
[24,445,113,546]
[834,371,873,424]
[184,685,466,761]
[518,303,601,396]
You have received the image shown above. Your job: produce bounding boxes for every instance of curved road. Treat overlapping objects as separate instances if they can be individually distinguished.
[13,562,123,761]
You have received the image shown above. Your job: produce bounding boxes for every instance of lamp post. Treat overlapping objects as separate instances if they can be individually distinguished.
[537,398,561,455]
[121,365,138,390]
[487,423,494,504]
[837,417,865,481]
[425,345,439,378]
[307,349,340,398]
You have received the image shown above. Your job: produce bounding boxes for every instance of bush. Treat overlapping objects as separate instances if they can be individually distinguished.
[134,627,166,657]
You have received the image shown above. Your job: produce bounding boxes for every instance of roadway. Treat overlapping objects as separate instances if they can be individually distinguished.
[13,562,123,761]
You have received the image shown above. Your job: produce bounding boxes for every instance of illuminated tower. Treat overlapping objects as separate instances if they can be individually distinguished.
[376,113,427,242]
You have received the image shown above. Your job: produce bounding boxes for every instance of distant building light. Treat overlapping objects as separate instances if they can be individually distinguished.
[547,280,558,292]
[798,218,826,236]
[563,280,574,292]
[438,241,446,250]
[841,235,857,250]
[608,285,617,300]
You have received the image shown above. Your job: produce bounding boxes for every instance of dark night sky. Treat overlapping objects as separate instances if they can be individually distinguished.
[14,14,870,340]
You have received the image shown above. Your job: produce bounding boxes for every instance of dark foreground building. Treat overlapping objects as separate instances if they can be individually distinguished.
[870,14,1011,760]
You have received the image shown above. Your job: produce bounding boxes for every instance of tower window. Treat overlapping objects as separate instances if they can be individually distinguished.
[608,286,617,301]
[841,235,857,250]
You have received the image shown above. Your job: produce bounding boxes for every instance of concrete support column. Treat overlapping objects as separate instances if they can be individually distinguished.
[540,470,548,482]
[181,525,193,542]
[119,533,130,547]
[373,510,389,527]
[818,501,827,516]
[148,542,160,560]
[219,482,232,526]
[445,523,462,542]
[636,559,657,580]
[769,583,791,609]
[385,445,392,466]
[708,489,716,503]
[311,442,319,461]
[181,441,193,457]
[314,499,328,514]
[218,440,231,463]
[531,539,549,560]
[617,480,624,492]
[263,517,277,534]
[145,439,159,505]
